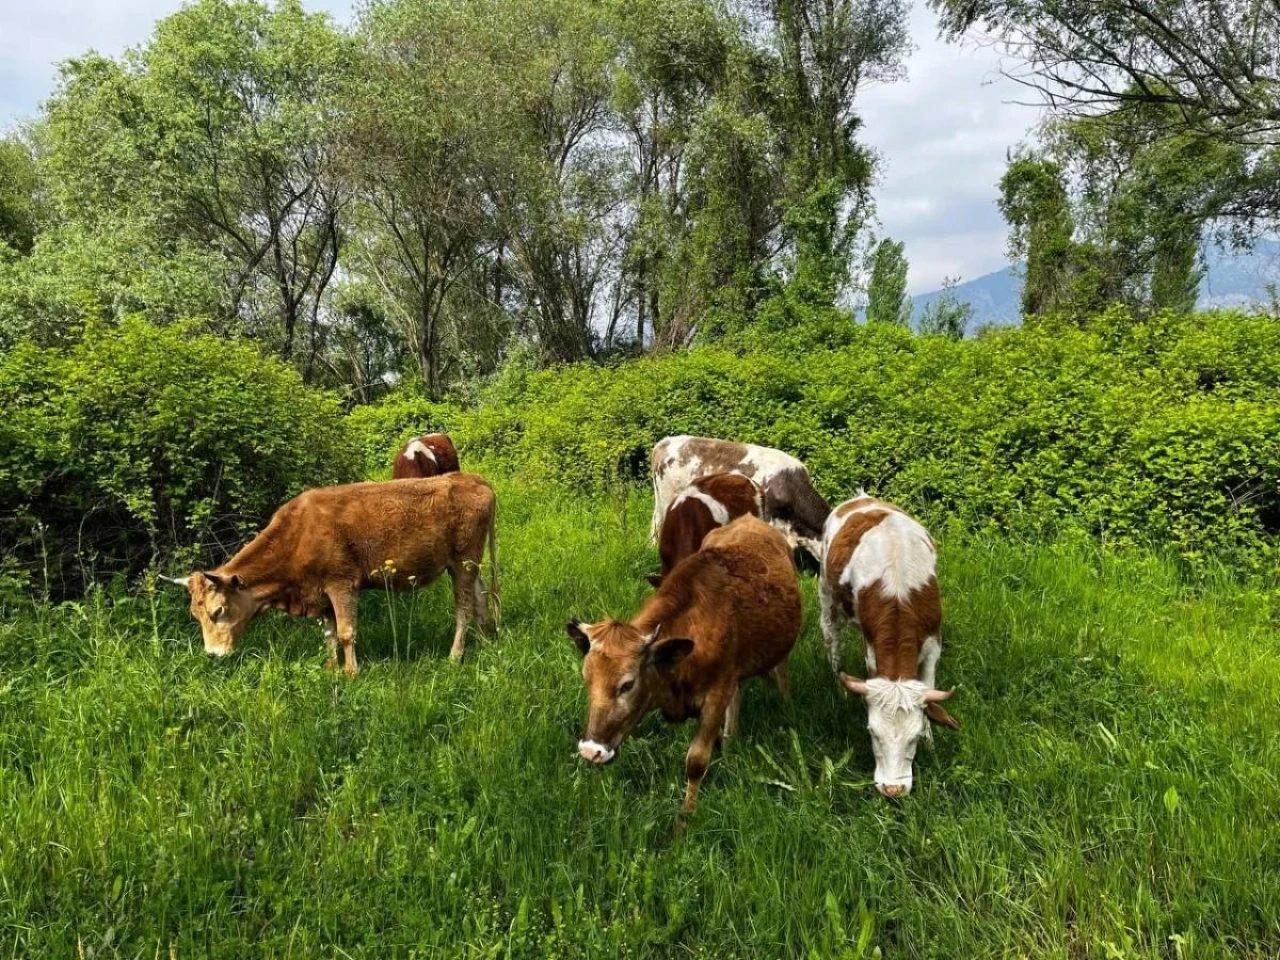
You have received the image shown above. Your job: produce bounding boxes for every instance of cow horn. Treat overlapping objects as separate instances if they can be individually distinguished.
[158,574,191,587]
[839,673,869,696]
[924,688,955,703]
[644,624,661,646]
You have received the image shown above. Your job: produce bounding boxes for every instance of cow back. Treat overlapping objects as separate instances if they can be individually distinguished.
[392,433,461,479]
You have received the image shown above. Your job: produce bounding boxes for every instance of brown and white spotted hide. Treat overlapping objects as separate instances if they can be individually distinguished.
[569,514,802,824]
[650,473,763,586]
[392,432,461,479]
[649,435,830,562]
[819,494,957,798]
[164,473,499,673]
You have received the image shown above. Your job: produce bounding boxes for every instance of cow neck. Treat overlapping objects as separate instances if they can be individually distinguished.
[218,527,297,607]
[631,573,698,641]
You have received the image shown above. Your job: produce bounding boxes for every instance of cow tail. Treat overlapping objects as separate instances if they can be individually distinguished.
[486,503,501,629]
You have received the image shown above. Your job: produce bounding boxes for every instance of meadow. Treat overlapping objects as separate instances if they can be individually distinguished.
[2,478,1278,958]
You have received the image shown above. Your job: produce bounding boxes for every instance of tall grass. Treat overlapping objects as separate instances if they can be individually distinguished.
[0,480,1276,957]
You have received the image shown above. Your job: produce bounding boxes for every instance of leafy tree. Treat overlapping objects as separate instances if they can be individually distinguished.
[998,154,1080,316]
[40,0,351,368]
[864,237,911,325]
[756,0,910,303]
[932,0,1280,235]
[930,1,1280,140]
[917,276,972,339]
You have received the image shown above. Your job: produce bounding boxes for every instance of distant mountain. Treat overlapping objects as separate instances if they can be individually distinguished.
[910,239,1280,328]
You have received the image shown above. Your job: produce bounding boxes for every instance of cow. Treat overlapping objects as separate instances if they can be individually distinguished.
[819,492,958,799]
[392,432,461,479]
[568,514,802,825]
[649,472,763,587]
[649,435,830,562]
[162,473,498,673]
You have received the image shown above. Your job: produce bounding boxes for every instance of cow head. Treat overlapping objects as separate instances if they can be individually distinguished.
[567,618,693,764]
[840,674,956,798]
[164,571,262,657]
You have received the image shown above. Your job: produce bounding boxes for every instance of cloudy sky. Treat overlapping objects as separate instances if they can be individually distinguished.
[0,1,1040,294]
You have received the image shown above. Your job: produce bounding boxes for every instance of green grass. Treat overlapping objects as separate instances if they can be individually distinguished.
[1,479,1278,958]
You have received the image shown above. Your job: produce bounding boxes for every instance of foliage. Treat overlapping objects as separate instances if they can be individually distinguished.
[0,135,39,253]
[916,275,971,338]
[864,236,911,325]
[0,483,1278,956]
[349,307,1280,569]
[0,319,356,595]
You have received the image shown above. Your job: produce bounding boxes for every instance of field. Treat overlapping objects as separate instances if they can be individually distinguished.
[1,479,1278,958]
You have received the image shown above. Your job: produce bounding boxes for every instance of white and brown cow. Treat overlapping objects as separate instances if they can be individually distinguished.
[820,493,958,798]
[649,472,763,587]
[650,435,830,561]
[163,473,499,671]
[392,432,461,479]
[569,514,802,824]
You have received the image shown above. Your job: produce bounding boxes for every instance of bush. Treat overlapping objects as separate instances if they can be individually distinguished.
[353,307,1280,568]
[0,319,357,595]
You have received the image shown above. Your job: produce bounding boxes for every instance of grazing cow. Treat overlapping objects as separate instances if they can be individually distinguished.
[649,472,763,587]
[163,473,498,672]
[820,493,958,798]
[392,432,461,479]
[650,435,830,561]
[569,514,801,823]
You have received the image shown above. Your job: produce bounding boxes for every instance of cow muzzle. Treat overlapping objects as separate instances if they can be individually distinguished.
[578,739,616,764]
[876,778,912,799]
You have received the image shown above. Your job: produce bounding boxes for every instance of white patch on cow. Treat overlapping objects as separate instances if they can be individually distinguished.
[840,510,935,602]
[402,439,438,464]
[671,489,730,525]
[578,739,615,764]
[863,678,929,793]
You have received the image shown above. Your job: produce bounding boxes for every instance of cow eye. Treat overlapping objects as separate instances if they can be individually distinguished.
[212,606,226,622]
[617,678,635,696]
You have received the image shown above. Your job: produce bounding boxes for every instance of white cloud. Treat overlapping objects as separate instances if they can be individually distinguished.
[859,5,1045,293]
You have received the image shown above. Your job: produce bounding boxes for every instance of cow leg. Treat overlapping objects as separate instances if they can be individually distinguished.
[472,572,488,633]
[918,635,941,743]
[679,689,732,829]
[447,562,478,662]
[770,660,792,702]
[720,684,743,743]
[326,586,359,676]
[322,617,339,671]
[819,576,844,679]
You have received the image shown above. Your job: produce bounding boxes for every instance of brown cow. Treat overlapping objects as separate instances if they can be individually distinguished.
[392,432,461,479]
[650,435,830,561]
[568,514,801,823]
[164,473,498,672]
[649,472,763,587]
[819,493,957,798]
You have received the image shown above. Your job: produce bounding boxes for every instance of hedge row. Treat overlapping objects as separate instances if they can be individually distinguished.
[350,307,1280,569]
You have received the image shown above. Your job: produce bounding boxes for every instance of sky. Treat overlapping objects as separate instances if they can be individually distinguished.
[0,1,1041,295]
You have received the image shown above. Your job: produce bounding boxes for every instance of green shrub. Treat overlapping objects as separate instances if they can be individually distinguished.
[0,319,357,594]
[354,307,1280,568]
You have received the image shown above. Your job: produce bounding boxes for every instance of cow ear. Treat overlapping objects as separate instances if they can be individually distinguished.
[648,636,694,672]
[203,572,244,591]
[925,702,960,730]
[566,619,591,657]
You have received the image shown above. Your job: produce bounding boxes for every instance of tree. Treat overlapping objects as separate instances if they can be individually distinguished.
[344,0,530,394]
[756,0,910,303]
[864,237,911,325]
[931,0,1280,240]
[930,1,1280,146]
[918,276,972,339]
[998,154,1080,316]
[40,0,351,368]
